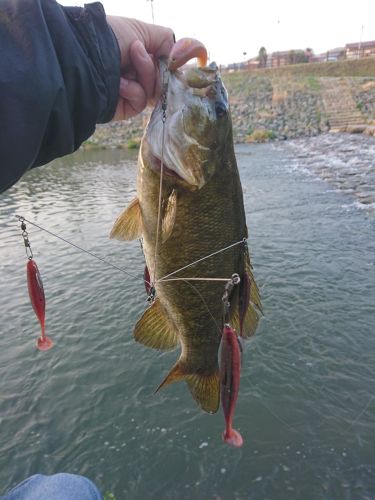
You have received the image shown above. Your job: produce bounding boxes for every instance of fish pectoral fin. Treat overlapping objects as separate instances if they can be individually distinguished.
[156,361,220,414]
[161,189,177,243]
[109,197,142,241]
[134,298,179,350]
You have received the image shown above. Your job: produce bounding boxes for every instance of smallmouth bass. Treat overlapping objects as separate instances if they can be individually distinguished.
[111,42,261,414]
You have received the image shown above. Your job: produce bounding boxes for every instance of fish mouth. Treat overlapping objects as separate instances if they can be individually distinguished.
[149,151,203,190]
[149,154,184,182]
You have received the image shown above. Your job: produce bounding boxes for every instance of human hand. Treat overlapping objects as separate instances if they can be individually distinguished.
[106,16,175,121]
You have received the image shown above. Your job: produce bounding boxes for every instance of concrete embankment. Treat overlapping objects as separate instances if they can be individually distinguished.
[83,59,375,149]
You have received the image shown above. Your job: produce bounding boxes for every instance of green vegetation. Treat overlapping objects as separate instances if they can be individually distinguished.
[81,139,105,151]
[288,49,309,64]
[103,492,116,500]
[306,76,321,91]
[126,138,141,150]
[246,129,276,143]
[257,47,267,68]
[356,101,364,111]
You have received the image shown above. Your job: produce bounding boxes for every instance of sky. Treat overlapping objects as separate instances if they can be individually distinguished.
[59,0,375,65]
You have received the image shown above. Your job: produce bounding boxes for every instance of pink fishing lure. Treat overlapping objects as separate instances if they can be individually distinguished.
[220,325,243,447]
[27,259,53,351]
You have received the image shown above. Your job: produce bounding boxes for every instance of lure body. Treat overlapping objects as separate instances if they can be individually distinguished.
[27,259,53,350]
[220,325,243,447]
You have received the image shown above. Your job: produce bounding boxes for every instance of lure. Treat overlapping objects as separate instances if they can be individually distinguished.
[27,259,53,351]
[220,324,243,447]
[18,217,53,351]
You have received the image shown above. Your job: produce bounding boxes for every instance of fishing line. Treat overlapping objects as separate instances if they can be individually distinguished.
[180,278,222,335]
[152,67,169,286]
[340,395,374,436]
[15,215,141,282]
[160,277,232,282]
[15,216,244,293]
[158,238,246,282]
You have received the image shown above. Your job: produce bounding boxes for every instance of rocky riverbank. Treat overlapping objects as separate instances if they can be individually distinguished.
[82,66,375,150]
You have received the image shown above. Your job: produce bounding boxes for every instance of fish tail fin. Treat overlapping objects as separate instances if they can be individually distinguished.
[223,427,243,448]
[186,372,220,414]
[155,360,220,414]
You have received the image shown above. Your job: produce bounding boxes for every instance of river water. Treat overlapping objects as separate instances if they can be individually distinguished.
[0,134,374,499]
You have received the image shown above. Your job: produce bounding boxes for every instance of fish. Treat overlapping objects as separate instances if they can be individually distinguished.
[27,259,53,351]
[220,325,243,447]
[110,38,261,413]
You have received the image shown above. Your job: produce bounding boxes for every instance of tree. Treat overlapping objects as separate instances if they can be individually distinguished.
[305,47,314,62]
[288,49,309,64]
[258,47,267,68]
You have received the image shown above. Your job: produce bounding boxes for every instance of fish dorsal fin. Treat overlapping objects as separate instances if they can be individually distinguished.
[162,189,177,243]
[156,360,220,414]
[109,197,142,241]
[134,298,179,350]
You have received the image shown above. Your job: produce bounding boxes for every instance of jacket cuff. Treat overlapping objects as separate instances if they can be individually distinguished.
[65,2,120,122]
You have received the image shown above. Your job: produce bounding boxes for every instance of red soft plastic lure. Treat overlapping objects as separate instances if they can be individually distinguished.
[220,325,243,447]
[27,259,53,351]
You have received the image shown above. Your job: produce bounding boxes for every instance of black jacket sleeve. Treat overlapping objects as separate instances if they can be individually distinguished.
[0,0,120,193]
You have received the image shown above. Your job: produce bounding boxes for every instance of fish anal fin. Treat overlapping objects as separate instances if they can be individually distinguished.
[156,361,220,414]
[134,298,179,350]
[155,361,187,392]
[110,197,142,241]
[162,189,177,243]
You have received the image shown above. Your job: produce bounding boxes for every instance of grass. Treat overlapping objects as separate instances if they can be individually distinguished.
[126,138,141,150]
[246,129,276,143]
[306,75,321,91]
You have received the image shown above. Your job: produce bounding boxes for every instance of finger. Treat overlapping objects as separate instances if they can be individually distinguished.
[113,77,147,120]
[129,40,156,101]
[153,59,162,102]
[133,20,175,58]
[150,26,175,58]
[123,68,137,81]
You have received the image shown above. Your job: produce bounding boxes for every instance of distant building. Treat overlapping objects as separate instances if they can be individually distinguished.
[268,50,290,67]
[312,47,345,63]
[245,57,260,70]
[346,40,375,59]
[268,49,310,67]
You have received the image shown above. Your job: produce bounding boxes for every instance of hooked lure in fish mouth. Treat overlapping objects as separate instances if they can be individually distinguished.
[143,40,230,191]
[168,37,208,71]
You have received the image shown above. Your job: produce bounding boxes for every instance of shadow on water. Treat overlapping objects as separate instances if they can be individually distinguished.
[0,138,374,499]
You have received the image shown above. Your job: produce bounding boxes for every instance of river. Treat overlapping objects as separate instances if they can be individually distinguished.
[0,134,374,499]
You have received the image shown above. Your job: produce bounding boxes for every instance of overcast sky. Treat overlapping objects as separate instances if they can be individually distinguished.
[60,0,375,65]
